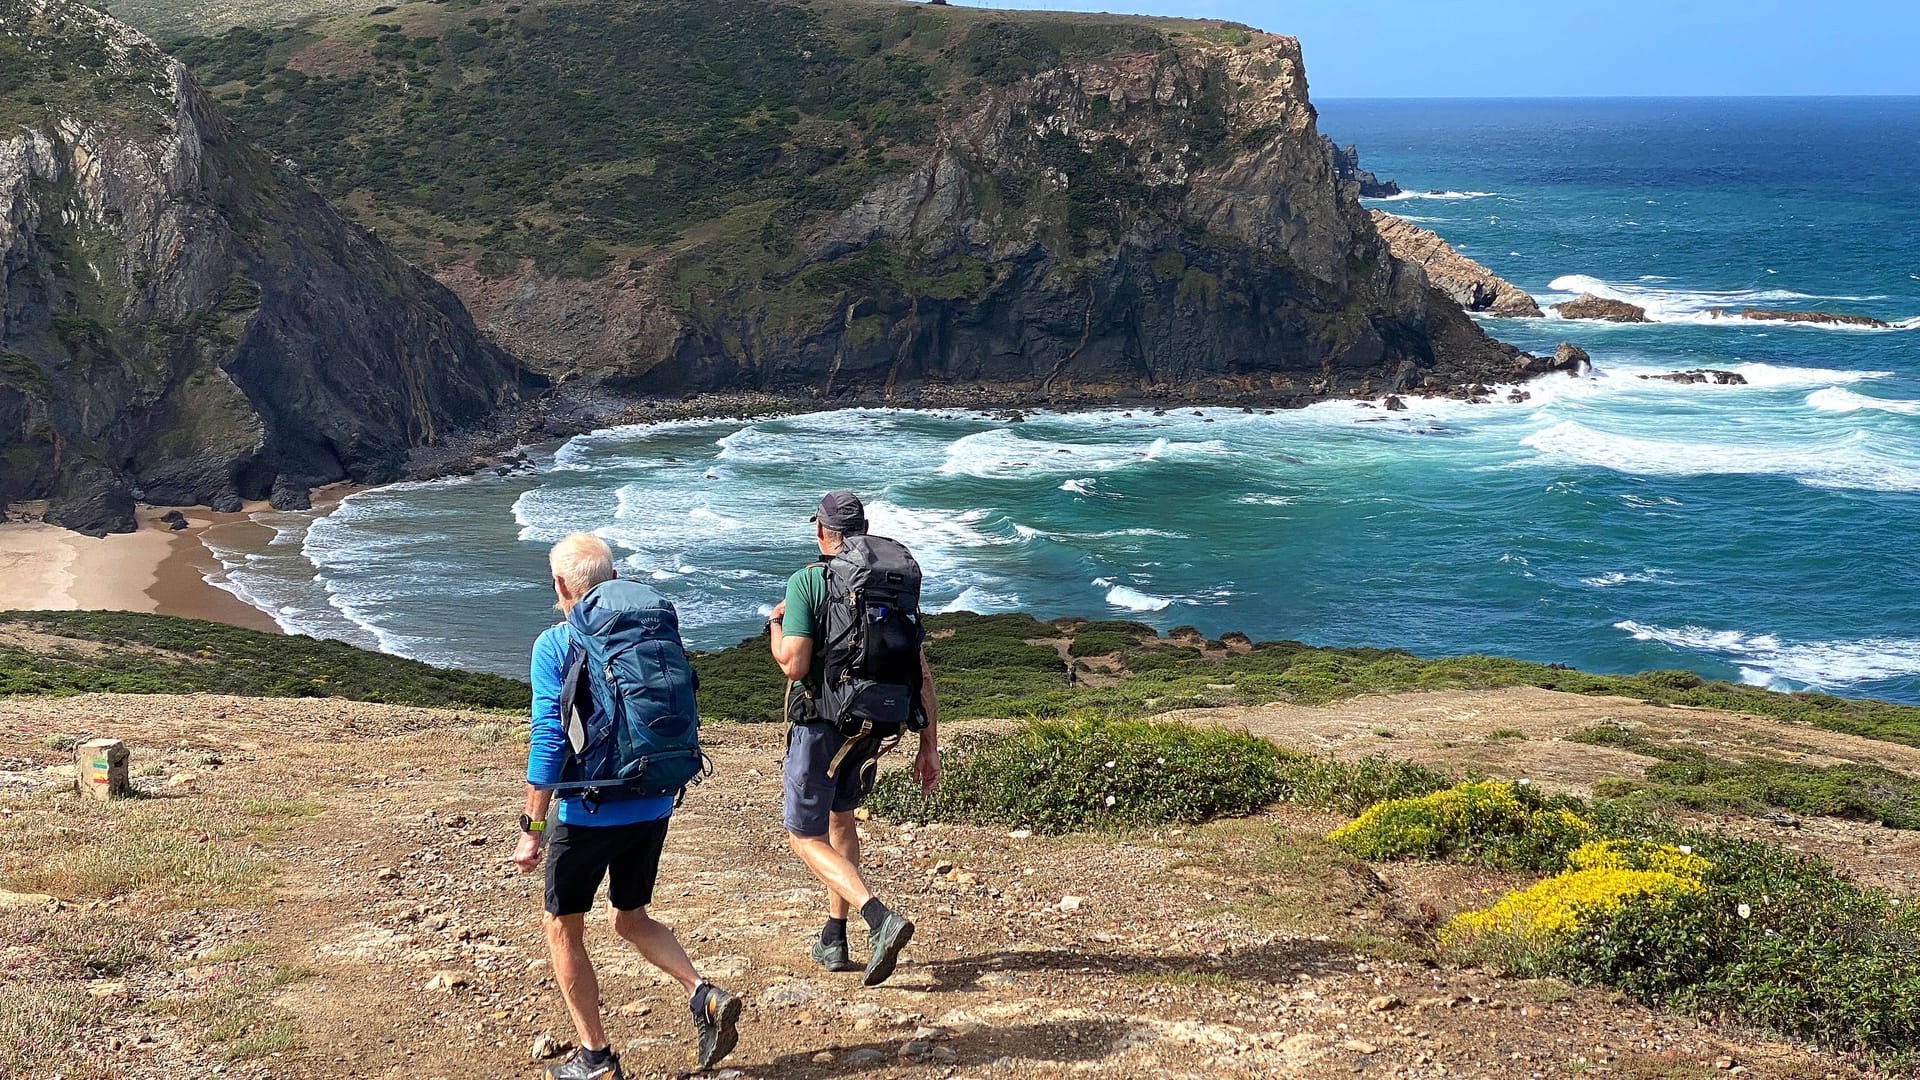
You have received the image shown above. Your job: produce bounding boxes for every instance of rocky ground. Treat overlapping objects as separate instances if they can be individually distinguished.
[1,692,1888,1079]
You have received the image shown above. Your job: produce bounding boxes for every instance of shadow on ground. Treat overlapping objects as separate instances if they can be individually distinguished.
[924,939,1350,992]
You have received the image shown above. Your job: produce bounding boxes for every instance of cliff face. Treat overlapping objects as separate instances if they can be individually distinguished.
[481,30,1530,405]
[181,1,1536,414]
[0,0,535,533]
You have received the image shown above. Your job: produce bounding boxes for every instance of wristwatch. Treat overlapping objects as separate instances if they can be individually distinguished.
[519,813,545,835]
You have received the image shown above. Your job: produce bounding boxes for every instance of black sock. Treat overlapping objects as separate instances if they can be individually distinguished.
[821,917,848,947]
[580,1045,613,1065]
[860,897,890,933]
[689,981,711,1021]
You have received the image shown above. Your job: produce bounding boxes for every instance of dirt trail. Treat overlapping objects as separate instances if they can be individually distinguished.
[1,692,1867,1079]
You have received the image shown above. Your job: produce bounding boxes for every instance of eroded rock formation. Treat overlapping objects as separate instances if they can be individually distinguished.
[1370,211,1542,318]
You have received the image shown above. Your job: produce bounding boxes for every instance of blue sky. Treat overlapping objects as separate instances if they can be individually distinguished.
[959,1,1920,98]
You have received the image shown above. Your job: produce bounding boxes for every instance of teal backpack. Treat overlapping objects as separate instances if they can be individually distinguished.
[551,579,707,806]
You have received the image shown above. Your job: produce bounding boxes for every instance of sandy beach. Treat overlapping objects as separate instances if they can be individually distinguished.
[0,487,357,632]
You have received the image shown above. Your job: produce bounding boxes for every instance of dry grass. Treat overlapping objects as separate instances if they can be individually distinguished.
[0,797,273,905]
[0,982,94,1077]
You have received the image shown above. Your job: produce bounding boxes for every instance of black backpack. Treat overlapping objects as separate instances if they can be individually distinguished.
[810,534,928,744]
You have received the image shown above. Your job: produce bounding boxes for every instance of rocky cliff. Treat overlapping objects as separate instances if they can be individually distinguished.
[1371,211,1542,318]
[0,0,535,533]
[179,0,1537,413]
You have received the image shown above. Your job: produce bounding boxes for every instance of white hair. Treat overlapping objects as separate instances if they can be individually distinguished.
[549,532,615,602]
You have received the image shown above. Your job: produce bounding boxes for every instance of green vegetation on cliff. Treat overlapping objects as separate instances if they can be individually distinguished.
[167,0,1199,274]
[0,611,527,708]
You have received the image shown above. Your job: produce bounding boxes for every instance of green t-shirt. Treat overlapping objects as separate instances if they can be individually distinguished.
[782,564,826,689]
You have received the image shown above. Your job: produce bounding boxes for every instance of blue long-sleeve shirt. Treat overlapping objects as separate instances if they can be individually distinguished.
[528,624,675,827]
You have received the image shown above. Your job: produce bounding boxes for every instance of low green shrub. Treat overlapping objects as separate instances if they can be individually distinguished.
[1328,780,1596,870]
[1568,724,1920,829]
[1067,630,1137,658]
[0,612,526,709]
[1270,754,1452,815]
[867,715,1286,832]
[1371,785,1920,1061]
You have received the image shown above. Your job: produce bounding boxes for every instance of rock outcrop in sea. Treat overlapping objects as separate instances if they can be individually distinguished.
[1324,137,1401,198]
[0,0,536,533]
[1554,294,1651,323]
[1711,308,1889,328]
[1642,369,1749,385]
[1370,211,1543,318]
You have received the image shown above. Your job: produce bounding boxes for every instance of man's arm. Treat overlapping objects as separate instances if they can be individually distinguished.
[913,648,940,795]
[515,630,568,872]
[768,570,818,682]
[768,601,812,682]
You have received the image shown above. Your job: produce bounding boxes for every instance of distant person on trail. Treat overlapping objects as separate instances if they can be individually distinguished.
[512,532,740,1078]
[767,491,940,985]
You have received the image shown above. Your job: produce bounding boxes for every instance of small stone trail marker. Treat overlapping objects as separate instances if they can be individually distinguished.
[75,738,131,801]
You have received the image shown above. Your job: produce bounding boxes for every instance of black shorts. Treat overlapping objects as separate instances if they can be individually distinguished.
[543,817,671,917]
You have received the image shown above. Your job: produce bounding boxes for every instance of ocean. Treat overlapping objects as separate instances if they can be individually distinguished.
[202,97,1920,700]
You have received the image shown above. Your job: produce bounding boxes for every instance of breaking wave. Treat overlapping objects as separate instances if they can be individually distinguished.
[1806,387,1920,415]
[1364,190,1498,202]
[1104,584,1174,612]
[1522,421,1920,493]
[1544,274,1914,330]
[1616,621,1920,690]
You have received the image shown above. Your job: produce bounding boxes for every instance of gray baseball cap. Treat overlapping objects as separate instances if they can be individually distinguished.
[810,490,867,532]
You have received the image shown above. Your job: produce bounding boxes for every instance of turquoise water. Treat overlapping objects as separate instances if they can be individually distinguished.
[206,98,1920,699]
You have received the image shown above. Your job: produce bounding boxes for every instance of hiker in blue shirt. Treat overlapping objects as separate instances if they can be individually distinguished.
[512,532,739,1079]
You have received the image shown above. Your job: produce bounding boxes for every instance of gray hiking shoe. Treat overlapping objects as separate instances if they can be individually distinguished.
[691,983,742,1070]
[811,936,858,972]
[544,1049,624,1080]
[862,911,915,987]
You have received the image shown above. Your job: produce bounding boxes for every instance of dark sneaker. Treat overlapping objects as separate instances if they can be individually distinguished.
[811,937,858,973]
[862,911,915,987]
[544,1049,624,1080]
[691,983,742,1070]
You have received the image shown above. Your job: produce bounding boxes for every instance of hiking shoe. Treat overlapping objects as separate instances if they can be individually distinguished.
[691,983,742,1070]
[862,911,915,987]
[811,936,858,973]
[543,1049,624,1080]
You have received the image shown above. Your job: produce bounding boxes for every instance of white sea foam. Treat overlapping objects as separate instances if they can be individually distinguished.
[1580,569,1671,588]
[1523,421,1920,492]
[1059,478,1098,496]
[1079,527,1186,540]
[1105,584,1174,612]
[1543,274,1914,330]
[1364,190,1497,202]
[939,586,1022,614]
[937,429,1227,480]
[1723,363,1891,389]
[1616,621,1920,689]
[1808,387,1920,415]
[1237,494,1297,506]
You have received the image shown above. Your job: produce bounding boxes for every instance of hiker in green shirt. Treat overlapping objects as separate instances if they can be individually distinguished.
[768,491,939,985]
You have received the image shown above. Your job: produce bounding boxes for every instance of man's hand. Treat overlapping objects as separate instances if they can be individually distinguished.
[511,830,545,874]
[912,740,940,797]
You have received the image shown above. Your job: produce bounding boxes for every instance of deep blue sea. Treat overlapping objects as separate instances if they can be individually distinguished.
[205,98,1920,700]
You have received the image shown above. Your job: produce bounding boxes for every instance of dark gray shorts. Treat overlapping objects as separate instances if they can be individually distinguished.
[782,723,883,837]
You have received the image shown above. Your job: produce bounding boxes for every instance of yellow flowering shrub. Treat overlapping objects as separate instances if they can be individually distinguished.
[1442,866,1707,945]
[1568,838,1711,878]
[1327,780,1594,868]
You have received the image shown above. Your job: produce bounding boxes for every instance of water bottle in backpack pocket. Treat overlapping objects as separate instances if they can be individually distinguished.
[552,579,708,805]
